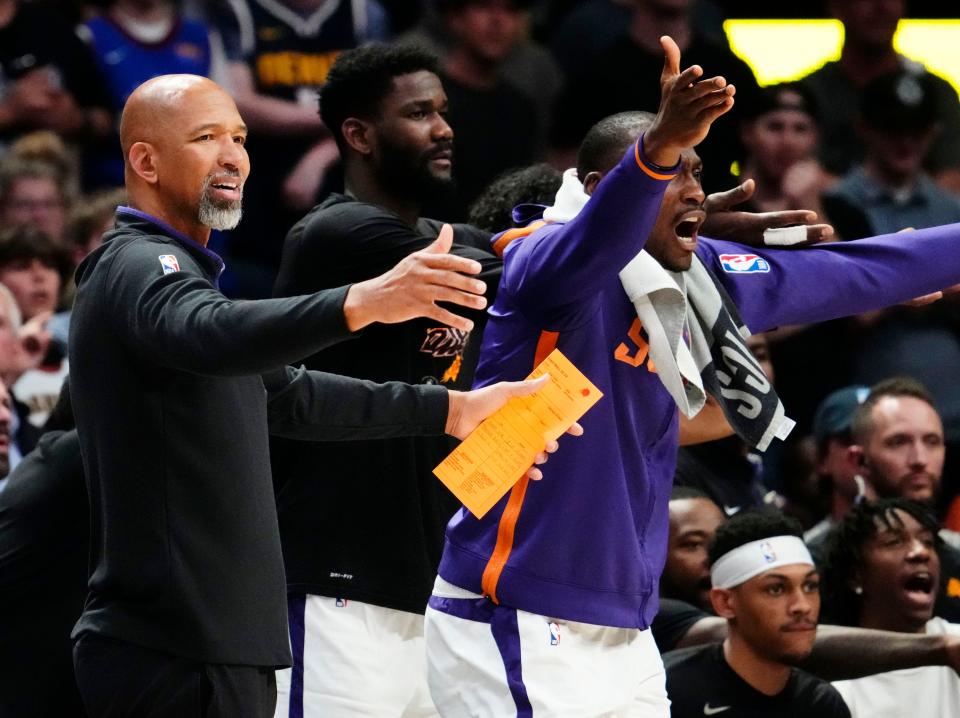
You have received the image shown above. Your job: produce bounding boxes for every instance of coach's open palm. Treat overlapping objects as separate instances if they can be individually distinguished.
[643,35,736,167]
[342,224,487,332]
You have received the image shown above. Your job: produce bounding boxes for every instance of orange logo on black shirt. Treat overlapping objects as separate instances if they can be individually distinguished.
[421,327,469,358]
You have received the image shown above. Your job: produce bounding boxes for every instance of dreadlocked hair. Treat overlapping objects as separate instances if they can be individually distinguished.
[819,498,941,626]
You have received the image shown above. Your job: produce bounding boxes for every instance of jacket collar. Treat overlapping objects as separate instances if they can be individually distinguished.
[114,206,225,285]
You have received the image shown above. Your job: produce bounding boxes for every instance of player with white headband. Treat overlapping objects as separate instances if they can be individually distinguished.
[664,511,851,717]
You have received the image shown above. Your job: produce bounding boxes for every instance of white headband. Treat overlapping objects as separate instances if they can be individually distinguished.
[710,535,814,589]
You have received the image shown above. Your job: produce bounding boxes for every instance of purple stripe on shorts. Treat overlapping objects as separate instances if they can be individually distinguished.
[288,594,307,718]
[490,608,533,718]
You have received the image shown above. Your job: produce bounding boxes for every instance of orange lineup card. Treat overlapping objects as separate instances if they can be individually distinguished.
[433,348,603,519]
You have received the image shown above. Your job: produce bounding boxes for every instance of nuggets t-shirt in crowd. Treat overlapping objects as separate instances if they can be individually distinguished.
[664,643,851,718]
[0,1,109,146]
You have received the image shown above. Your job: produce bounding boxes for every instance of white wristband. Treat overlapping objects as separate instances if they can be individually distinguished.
[763,225,808,246]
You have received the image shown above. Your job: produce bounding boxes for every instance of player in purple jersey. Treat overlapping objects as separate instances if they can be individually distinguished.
[426,36,960,716]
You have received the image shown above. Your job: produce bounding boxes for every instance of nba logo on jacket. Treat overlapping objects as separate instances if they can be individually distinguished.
[158,254,180,274]
[719,254,770,274]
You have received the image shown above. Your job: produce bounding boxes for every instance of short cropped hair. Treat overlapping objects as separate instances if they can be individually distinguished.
[820,498,941,626]
[850,376,937,445]
[319,44,441,151]
[576,111,654,180]
[708,510,804,567]
[468,163,562,232]
[670,485,710,502]
[68,188,125,250]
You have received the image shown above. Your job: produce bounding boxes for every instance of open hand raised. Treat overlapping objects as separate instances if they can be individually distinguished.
[643,36,736,167]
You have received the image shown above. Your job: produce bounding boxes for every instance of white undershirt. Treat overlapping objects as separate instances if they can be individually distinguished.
[832,617,960,718]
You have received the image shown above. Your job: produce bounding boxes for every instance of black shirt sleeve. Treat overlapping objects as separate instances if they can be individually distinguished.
[652,598,711,652]
[274,201,502,308]
[262,365,448,440]
[793,672,852,718]
[107,238,357,375]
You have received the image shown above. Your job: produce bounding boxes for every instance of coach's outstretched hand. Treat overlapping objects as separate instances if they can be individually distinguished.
[343,223,487,332]
[702,178,835,246]
[446,375,585,481]
[643,35,736,167]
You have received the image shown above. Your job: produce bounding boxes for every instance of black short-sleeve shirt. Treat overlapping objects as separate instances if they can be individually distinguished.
[664,643,851,718]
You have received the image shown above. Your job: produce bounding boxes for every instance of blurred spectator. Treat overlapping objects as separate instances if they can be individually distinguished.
[0,285,41,472]
[548,0,761,193]
[847,377,944,503]
[0,384,86,716]
[67,186,123,268]
[49,186,125,345]
[843,377,960,622]
[823,499,960,717]
[78,0,214,188]
[0,0,112,157]
[467,161,562,232]
[549,0,635,80]
[0,226,69,322]
[403,0,562,158]
[431,0,543,219]
[0,377,11,487]
[7,130,79,198]
[661,486,726,612]
[0,226,70,426]
[549,0,728,87]
[0,157,70,244]
[664,511,851,717]
[823,70,960,240]
[738,83,834,224]
[804,385,872,553]
[207,0,389,297]
[799,0,960,191]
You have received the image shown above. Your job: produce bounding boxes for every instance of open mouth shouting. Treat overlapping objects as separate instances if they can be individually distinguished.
[674,209,706,252]
[901,569,937,611]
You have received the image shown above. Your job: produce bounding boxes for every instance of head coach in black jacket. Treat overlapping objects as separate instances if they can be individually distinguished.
[68,74,559,718]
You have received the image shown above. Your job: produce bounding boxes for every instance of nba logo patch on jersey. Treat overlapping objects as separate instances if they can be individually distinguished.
[719,254,770,274]
[158,255,180,275]
[548,621,560,646]
[335,598,348,608]
[760,541,777,563]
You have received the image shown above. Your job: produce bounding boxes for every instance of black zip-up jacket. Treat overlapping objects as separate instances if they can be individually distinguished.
[69,207,449,666]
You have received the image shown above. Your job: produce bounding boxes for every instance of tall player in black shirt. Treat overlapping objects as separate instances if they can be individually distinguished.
[665,511,851,718]
[271,44,505,717]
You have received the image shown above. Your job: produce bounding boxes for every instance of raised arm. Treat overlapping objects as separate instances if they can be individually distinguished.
[506,36,735,317]
[699,222,960,333]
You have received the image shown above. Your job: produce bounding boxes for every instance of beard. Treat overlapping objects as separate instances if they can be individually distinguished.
[376,136,456,205]
[198,174,243,230]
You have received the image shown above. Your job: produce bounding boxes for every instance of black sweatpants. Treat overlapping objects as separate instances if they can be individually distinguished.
[73,633,277,718]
